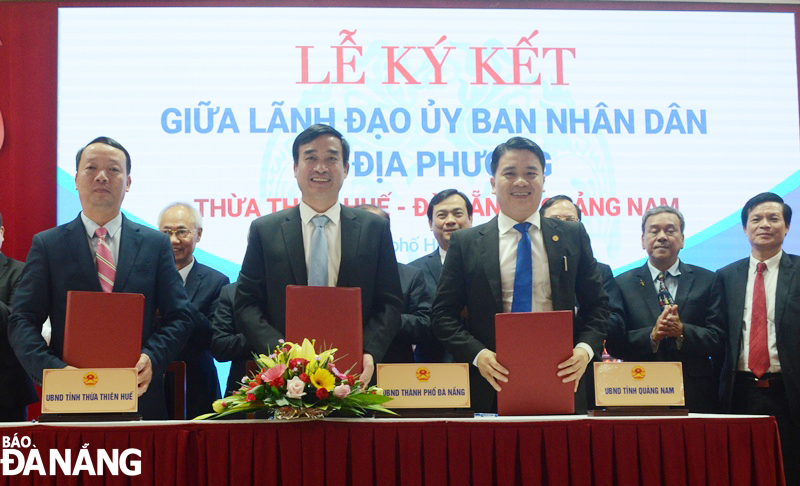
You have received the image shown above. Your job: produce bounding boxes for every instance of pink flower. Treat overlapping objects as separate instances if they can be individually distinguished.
[331,366,347,381]
[333,384,351,399]
[261,364,287,383]
[285,376,306,398]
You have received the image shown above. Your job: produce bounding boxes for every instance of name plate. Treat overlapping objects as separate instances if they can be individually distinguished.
[377,363,470,408]
[41,368,138,414]
[594,362,685,407]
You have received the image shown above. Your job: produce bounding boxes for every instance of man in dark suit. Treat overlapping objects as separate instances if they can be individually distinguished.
[8,137,193,420]
[236,124,402,384]
[409,189,472,362]
[159,202,228,418]
[0,212,38,421]
[355,204,431,364]
[540,195,625,410]
[432,137,609,413]
[211,282,252,396]
[605,206,724,412]
[715,192,799,483]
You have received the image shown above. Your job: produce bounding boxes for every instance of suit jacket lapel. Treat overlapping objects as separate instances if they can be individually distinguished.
[63,216,103,291]
[477,218,502,312]
[114,215,142,292]
[541,218,567,309]
[728,259,750,348]
[634,264,662,324]
[0,254,9,283]
[281,206,306,285]
[775,252,795,337]
[674,261,694,309]
[338,205,359,287]
[428,250,442,282]
[184,263,201,301]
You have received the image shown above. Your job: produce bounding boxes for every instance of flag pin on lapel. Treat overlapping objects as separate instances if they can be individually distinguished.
[552,235,559,242]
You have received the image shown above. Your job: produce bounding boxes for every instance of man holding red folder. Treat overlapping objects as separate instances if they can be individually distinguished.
[8,137,193,420]
[236,125,402,384]
[432,137,609,413]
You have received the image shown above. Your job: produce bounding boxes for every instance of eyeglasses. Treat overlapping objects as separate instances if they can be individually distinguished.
[161,228,194,239]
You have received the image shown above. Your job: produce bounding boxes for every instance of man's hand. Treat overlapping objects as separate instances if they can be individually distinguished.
[361,353,375,386]
[659,305,683,338]
[557,347,590,392]
[63,365,78,370]
[136,353,153,397]
[476,349,509,392]
[651,306,671,342]
[651,305,682,341]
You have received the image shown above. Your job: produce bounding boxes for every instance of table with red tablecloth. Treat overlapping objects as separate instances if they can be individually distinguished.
[0,414,785,486]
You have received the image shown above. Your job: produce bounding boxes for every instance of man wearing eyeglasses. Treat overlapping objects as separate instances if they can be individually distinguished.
[159,203,229,418]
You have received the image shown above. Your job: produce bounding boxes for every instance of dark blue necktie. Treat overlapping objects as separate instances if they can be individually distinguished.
[511,222,533,312]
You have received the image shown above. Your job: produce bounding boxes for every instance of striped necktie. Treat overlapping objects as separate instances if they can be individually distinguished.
[95,227,116,293]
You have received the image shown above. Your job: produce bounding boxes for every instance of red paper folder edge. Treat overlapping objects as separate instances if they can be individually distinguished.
[63,291,144,369]
[285,285,363,375]
[495,311,574,415]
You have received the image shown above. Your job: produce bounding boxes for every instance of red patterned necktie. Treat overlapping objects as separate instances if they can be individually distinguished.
[748,262,769,378]
[95,227,116,293]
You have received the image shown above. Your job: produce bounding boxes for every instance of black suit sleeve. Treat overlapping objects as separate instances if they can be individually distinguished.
[601,265,627,358]
[8,234,68,378]
[399,266,432,343]
[432,231,486,363]
[362,219,403,361]
[235,220,284,354]
[187,272,229,350]
[144,234,195,376]
[573,225,609,358]
[211,284,252,362]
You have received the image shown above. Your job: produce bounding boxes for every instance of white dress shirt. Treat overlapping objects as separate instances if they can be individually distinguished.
[737,251,782,373]
[646,259,681,302]
[439,246,447,265]
[81,212,123,264]
[178,258,195,285]
[473,211,593,365]
[498,211,552,314]
[299,201,342,287]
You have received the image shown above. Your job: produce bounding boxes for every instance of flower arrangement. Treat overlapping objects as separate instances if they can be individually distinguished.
[196,339,394,419]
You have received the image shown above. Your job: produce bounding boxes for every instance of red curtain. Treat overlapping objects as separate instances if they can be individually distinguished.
[0,2,57,262]
[0,417,786,486]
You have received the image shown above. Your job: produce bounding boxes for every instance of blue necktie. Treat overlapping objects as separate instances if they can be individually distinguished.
[511,222,533,312]
[308,215,330,286]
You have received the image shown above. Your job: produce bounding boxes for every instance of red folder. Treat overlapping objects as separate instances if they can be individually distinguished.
[285,286,363,375]
[62,291,144,368]
[495,310,574,415]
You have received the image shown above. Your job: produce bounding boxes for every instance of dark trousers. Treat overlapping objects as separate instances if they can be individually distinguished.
[733,372,800,485]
